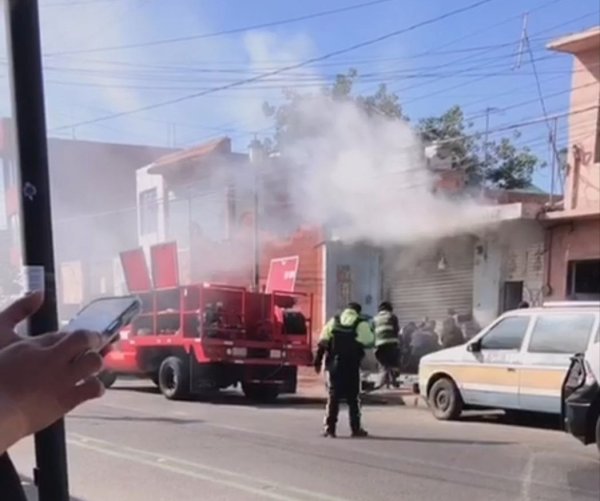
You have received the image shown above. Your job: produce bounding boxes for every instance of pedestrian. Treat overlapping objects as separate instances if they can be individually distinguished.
[372,301,400,388]
[440,309,464,348]
[0,293,106,500]
[314,302,374,438]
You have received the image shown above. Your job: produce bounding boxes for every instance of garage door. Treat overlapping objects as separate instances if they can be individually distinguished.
[385,236,474,324]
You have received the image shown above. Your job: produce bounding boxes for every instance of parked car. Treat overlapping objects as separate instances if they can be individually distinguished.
[561,339,600,455]
[418,302,600,420]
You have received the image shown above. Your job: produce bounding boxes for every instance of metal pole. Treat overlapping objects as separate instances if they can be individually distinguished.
[549,117,558,205]
[4,1,68,500]
[248,139,263,292]
[253,179,259,291]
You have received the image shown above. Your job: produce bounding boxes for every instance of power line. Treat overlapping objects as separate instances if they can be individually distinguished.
[47,0,498,132]
[45,0,397,56]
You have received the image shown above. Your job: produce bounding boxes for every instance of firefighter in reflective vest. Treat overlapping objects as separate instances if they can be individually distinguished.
[372,302,401,388]
[314,302,375,438]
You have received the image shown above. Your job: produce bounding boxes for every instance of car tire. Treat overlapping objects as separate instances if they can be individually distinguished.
[98,371,117,389]
[158,356,190,400]
[428,377,463,421]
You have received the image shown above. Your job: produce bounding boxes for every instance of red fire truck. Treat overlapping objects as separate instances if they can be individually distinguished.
[102,243,314,401]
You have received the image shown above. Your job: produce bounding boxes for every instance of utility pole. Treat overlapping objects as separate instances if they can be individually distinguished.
[5,1,67,500]
[549,117,558,205]
[483,107,499,169]
[514,12,529,70]
[248,138,265,292]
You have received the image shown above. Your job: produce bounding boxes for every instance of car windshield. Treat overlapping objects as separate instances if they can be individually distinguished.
[1,1,599,500]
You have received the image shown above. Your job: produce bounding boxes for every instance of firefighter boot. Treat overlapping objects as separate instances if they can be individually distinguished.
[348,393,367,437]
[323,392,339,438]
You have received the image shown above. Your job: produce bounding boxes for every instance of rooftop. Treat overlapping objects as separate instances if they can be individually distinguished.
[547,26,600,54]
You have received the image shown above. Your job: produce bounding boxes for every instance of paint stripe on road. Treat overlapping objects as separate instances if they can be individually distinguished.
[67,433,345,501]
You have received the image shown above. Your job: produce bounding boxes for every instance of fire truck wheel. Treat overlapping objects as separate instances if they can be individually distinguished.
[158,356,190,400]
[242,383,279,402]
[98,371,117,389]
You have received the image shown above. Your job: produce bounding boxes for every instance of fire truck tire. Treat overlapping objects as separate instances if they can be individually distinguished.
[158,356,190,400]
[98,371,117,389]
[242,383,279,402]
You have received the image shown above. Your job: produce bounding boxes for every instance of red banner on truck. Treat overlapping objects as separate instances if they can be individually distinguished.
[265,256,299,293]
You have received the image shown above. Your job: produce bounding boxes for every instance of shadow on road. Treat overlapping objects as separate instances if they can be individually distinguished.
[69,414,202,425]
[353,435,514,446]
[461,411,563,431]
[21,476,85,501]
[108,383,401,409]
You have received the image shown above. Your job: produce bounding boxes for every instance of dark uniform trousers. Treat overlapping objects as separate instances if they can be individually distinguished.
[324,363,361,433]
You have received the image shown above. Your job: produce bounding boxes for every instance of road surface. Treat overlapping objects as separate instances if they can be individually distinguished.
[9,380,600,501]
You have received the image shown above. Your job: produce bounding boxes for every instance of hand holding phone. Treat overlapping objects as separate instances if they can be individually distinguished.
[63,296,141,351]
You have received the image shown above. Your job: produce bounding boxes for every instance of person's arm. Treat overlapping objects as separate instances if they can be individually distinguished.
[356,321,375,349]
[314,319,333,372]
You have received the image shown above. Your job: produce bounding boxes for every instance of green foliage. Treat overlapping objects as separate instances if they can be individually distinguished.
[262,69,544,189]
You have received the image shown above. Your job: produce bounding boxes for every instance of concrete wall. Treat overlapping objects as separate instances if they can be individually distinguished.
[546,218,600,300]
[473,220,545,327]
[324,242,381,320]
[565,45,600,214]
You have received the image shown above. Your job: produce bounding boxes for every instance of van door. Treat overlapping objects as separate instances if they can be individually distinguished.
[519,312,598,414]
[462,316,530,409]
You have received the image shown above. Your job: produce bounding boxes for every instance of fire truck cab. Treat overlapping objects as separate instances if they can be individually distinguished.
[102,243,313,401]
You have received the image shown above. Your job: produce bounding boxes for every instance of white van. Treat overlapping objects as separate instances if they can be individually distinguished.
[418,302,600,420]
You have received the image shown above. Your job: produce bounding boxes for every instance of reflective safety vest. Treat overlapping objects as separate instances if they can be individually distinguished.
[373,311,399,346]
[330,315,362,362]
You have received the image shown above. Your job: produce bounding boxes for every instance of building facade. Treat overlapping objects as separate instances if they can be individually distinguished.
[544,27,600,301]
[0,119,174,319]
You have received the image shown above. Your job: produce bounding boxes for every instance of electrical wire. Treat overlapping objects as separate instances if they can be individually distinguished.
[45,0,397,56]
[48,0,495,132]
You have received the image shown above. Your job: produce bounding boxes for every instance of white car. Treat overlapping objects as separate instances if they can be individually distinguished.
[418,302,600,420]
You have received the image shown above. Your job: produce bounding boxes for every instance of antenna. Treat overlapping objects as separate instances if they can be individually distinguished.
[513,12,529,70]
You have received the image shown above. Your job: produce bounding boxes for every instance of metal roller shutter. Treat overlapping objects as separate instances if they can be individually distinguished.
[385,236,475,325]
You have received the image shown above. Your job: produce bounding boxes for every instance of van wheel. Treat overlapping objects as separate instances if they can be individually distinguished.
[98,371,117,389]
[595,414,600,456]
[158,356,190,400]
[428,377,463,420]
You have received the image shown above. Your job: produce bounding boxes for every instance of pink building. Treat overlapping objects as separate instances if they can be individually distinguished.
[543,27,600,300]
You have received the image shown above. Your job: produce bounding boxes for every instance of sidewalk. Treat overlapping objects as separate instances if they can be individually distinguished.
[297,368,424,407]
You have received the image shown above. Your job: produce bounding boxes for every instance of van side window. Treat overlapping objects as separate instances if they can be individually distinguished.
[528,313,596,354]
[480,316,530,350]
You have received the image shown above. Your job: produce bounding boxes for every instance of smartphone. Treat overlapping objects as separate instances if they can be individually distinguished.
[64,295,142,349]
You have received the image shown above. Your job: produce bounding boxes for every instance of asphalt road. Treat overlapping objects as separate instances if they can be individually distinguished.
[9,380,600,501]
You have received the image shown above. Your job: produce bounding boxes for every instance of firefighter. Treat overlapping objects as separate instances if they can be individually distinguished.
[372,301,400,388]
[314,302,374,438]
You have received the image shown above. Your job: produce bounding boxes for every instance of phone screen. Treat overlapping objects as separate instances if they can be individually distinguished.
[64,296,141,343]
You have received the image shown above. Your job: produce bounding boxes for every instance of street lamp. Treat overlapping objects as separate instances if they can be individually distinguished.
[248,139,265,292]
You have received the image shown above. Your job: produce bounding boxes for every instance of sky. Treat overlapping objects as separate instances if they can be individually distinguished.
[0,0,599,192]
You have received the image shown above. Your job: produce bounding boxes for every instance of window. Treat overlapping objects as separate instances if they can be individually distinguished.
[480,316,530,350]
[567,260,600,301]
[528,313,596,354]
[139,188,158,235]
[502,281,523,312]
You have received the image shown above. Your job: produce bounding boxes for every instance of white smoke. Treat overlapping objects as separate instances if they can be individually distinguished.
[272,94,492,245]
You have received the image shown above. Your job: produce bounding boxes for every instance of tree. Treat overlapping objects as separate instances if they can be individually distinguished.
[262,69,406,152]
[417,105,482,185]
[263,69,543,190]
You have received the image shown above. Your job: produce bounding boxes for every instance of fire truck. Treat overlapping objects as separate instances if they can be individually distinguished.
[101,242,314,401]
